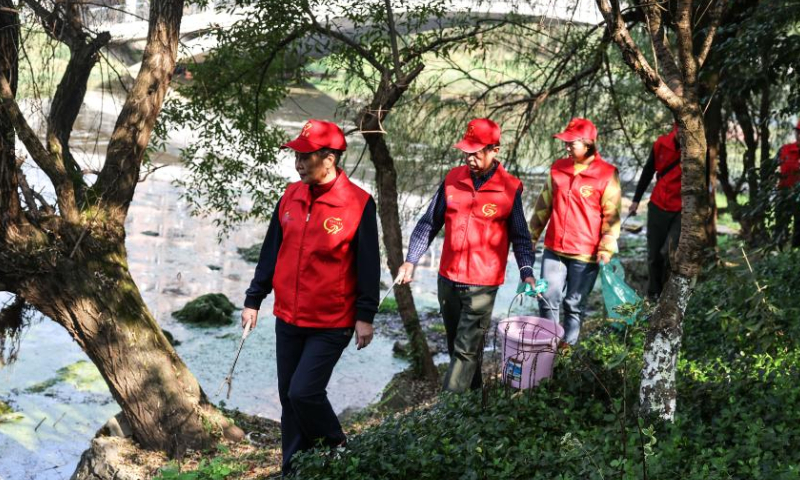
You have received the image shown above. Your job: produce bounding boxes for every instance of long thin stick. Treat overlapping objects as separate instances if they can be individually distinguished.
[741,247,767,304]
[378,272,403,309]
[217,320,252,399]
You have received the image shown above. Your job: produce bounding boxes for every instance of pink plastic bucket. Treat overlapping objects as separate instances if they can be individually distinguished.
[497,316,564,389]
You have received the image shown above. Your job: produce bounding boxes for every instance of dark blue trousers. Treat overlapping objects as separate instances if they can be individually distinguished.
[275,318,352,475]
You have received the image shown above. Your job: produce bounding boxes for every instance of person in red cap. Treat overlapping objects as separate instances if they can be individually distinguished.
[241,119,380,474]
[397,118,536,393]
[776,119,800,247]
[628,123,682,299]
[529,118,621,345]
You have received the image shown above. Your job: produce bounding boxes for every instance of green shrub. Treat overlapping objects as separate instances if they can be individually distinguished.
[154,456,244,480]
[291,250,800,479]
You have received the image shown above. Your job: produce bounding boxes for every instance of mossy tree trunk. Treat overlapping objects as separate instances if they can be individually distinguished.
[10,235,233,453]
[0,0,239,454]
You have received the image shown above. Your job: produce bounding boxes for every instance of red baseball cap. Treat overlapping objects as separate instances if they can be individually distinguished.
[554,118,598,142]
[454,118,501,153]
[795,118,800,130]
[281,119,347,153]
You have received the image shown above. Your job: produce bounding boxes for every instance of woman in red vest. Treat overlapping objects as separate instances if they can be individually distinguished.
[529,118,621,345]
[776,119,800,247]
[241,120,380,475]
[397,118,536,393]
[629,124,682,298]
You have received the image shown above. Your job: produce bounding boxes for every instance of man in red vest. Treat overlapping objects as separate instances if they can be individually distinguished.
[629,124,682,298]
[776,119,800,247]
[397,118,536,393]
[241,120,380,475]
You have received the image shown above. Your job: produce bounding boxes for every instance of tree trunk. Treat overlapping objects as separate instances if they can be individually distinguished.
[14,238,238,454]
[363,131,439,382]
[0,0,242,456]
[640,109,709,420]
[0,0,18,233]
[355,70,437,382]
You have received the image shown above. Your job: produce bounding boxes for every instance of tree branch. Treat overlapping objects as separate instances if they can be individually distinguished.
[93,0,185,224]
[596,0,683,110]
[697,0,726,67]
[403,19,507,62]
[22,0,84,50]
[303,7,388,76]
[0,72,78,222]
[47,30,111,206]
[383,0,403,78]
[674,0,699,87]
[640,0,682,86]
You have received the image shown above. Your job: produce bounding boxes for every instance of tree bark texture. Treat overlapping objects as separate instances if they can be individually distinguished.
[358,70,438,382]
[0,0,19,233]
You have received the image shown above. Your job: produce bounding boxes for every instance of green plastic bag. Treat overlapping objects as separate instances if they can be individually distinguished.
[599,258,642,328]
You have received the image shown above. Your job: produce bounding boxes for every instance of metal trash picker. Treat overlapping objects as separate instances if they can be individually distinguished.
[216,318,253,400]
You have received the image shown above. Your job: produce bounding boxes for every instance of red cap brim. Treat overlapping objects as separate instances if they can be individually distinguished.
[553,132,581,142]
[281,136,323,153]
[453,138,488,153]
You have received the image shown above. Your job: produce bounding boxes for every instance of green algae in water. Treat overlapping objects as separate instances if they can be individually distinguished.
[24,360,106,394]
[172,293,237,326]
[379,297,398,314]
[237,244,261,263]
[0,400,22,423]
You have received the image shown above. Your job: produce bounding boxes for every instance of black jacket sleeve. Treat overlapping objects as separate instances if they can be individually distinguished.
[352,197,381,323]
[244,199,283,310]
[633,148,657,203]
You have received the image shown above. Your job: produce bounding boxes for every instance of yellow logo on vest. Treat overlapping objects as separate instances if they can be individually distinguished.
[323,217,344,235]
[579,185,594,198]
[482,203,498,217]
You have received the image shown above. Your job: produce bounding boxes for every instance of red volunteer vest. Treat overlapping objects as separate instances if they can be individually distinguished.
[273,172,371,328]
[544,155,618,257]
[651,129,682,212]
[439,163,522,286]
[778,143,799,189]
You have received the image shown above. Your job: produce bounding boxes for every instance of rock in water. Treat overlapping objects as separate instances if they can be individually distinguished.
[71,437,144,480]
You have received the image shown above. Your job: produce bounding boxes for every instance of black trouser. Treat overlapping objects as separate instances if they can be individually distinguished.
[275,318,352,475]
[647,202,681,298]
[438,277,499,393]
[777,192,800,248]
[795,209,800,248]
